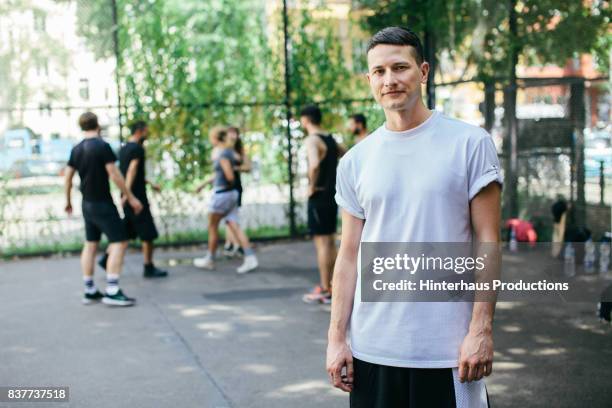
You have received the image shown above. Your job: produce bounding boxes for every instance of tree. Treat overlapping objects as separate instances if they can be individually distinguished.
[474,0,610,218]
[352,0,480,108]
[353,0,610,218]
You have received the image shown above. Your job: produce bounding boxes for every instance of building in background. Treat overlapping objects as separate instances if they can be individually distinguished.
[0,0,118,143]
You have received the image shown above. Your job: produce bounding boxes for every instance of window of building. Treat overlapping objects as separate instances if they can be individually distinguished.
[35,58,49,77]
[33,11,46,32]
[352,39,368,73]
[79,78,90,101]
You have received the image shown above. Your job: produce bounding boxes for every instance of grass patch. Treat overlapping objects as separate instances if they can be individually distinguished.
[1,224,308,259]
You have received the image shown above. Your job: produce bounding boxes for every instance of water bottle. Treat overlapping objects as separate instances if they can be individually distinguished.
[584,238,596,274]
[600,241,611,277]
[509,227,518,252]
[564,243,575,278]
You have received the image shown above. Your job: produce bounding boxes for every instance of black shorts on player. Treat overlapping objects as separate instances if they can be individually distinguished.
[82,200,128,242]
[123,203,159,242]
[307,197,338,235]
[349,358,490,408]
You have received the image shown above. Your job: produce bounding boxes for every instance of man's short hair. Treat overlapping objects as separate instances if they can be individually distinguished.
[129,120,147,135]
[79,112,99,131]
[351,113,367,129]
[366,27,424,65]
[299,105,322,126]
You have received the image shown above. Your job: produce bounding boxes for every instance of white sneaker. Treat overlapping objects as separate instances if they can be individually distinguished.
[194,256,214,269]
[237,255,258,274]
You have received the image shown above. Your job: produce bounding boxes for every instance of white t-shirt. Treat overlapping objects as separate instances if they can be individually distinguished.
[335,111,503,368]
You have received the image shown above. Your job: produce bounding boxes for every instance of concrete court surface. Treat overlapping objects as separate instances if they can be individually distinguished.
[0,240,611,408]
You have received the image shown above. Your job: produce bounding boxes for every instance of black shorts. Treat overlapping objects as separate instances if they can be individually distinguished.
[307,199,337,235]
[350,358,490,408]
[82,200,127,243]
[123,203,159,242]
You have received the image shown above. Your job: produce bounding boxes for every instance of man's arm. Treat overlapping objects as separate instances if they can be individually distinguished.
[459,182,501,383]
[64,166,76,214]
[125,159,139,192]
[105,162,143,214]
[305,136,322,196]
[327,210,364,392]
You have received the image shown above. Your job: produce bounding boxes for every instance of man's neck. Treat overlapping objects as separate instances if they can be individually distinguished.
[83,130,99,139]
[384,102,432,132]
[129,136,140,144]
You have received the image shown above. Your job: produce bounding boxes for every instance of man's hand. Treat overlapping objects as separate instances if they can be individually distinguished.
[151,183,162,193]
[128,196,143,215]
[458,329,493,383]
[326,340,354,392]
[65,203,72,215]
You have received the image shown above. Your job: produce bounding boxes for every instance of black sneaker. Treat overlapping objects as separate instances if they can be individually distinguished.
[98,253,109,271]
[143,264,168,278]
[102,289,136,307]
[82,290,104,305]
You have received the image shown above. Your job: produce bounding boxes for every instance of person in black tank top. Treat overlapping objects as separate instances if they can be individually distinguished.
[309,133,339,205]
[299,105,346,304]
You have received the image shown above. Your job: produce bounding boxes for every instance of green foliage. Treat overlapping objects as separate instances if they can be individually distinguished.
[94,0,357,187]
[353,0,610,81]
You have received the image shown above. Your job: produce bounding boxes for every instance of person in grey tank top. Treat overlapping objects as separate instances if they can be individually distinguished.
[193,127,258,274]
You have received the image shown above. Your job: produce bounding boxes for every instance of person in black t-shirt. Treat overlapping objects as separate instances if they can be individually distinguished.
[98,120,168,278]
[65,112,143,307]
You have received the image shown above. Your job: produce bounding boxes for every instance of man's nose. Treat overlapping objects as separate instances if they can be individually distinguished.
[383,69,398,88]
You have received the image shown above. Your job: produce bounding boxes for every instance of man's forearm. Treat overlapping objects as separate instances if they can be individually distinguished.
[328,255,358,342]
[110,170,133,199]
[469,240,500,333]
[125,171,136,192]
[64,179,72,205]
[469,302,494,334]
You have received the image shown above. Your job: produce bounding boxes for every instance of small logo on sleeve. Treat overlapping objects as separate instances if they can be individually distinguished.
[485,164,499,175]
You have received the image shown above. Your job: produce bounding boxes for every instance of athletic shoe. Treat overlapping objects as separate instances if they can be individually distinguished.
[82,290,104,305]
[224,246,242,258]
[236,255,258,274]
[102,289,136,307]
[97,253,108,271]
[302,285,332,304]
[143,264,168,278]
[194,256,215,270]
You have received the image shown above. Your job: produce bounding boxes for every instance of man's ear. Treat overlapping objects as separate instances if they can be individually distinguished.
[420,61,430,84]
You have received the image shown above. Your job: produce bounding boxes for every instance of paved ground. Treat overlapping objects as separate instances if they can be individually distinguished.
[1,240,611,408]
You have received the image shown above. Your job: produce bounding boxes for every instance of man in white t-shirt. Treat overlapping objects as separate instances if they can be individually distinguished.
[326,27,502,407]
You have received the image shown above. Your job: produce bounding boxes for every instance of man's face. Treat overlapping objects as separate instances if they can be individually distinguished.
[299,116,309,130]
[366,44,429,111]
[347,118,361,136]
[136,127,149,143]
